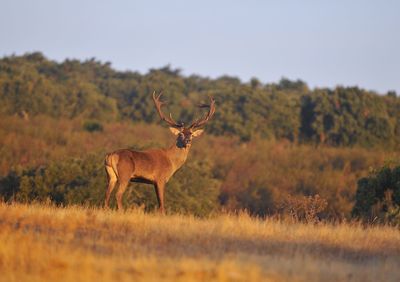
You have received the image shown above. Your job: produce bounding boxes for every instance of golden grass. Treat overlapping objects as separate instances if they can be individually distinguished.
[0,203,399,282]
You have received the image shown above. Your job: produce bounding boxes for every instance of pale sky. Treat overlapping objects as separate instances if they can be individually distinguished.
[1,0,399,93]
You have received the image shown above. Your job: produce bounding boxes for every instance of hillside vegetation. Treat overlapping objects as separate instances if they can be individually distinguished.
[1,52,400,281]
[1,115,400,220]
[1,203,399,282]
[1,52,400,221]
[1,52,400,147]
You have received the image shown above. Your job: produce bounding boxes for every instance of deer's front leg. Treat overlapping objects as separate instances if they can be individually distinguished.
[154,181,166,214]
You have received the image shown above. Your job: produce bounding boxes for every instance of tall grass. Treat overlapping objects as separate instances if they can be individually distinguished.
[0,203,399,281]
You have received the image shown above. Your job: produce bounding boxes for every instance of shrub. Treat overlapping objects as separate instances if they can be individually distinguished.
[0,155,221,217]
[279,194,328,223]
[352,165,400,224]
[83,121,104,132]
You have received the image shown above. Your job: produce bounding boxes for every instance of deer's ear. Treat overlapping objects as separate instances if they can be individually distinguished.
[169,127,181,135]
[192,129,204,137]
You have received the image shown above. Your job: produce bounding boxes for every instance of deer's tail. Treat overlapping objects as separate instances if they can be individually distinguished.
[105,152,119,178]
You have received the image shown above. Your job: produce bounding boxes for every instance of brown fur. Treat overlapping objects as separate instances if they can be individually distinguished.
[104,91,215,213]
[104,131,194,213]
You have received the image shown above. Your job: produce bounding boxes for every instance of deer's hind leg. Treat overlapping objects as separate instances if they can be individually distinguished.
[104,165,117,209]
[116,179,130,211]
[115,160,134,211]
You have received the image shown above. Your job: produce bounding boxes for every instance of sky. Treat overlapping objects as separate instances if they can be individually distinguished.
[1,0,399,93]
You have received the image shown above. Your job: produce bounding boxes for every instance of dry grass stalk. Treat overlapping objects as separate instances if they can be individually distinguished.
[0,203,399,282]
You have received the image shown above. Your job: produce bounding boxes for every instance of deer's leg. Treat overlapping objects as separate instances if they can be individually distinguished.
[115,159,134,211]
[104,165,117,209]
[154,181,166,214]
[116,178,129,211]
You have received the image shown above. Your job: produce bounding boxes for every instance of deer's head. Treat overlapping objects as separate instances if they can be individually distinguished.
[152,91,216,148]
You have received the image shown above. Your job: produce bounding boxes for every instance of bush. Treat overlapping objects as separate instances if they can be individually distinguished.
[0,155,221,217]
[279,194,328,223]
[83,121,104,132]
[0,155,105,205]
[352,165,400,224]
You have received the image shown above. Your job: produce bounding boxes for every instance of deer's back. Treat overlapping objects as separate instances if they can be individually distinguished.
[106,148,173,181]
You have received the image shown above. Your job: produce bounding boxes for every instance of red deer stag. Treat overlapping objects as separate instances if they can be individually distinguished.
[104,91,216,213]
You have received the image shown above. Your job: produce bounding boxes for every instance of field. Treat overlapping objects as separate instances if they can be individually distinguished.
[2,26,400,282]
[0,203,399,282]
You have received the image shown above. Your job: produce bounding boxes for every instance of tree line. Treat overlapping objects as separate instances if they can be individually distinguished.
[1,52,399,147]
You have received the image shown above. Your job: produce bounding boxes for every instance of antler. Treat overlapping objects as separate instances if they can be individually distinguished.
[152,91,183,128]
[189,96,216,129]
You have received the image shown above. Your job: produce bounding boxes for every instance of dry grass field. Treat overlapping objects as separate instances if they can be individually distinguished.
[0,203,399,282]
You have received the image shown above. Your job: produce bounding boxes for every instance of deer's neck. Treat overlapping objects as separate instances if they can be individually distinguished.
[165,143,191,172]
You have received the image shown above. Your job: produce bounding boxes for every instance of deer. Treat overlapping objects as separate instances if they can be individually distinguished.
[104,91,216,213]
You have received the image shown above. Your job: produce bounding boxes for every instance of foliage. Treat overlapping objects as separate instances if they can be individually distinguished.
[278,194,328,223]
[352,164,400,224]
[83,120,104,132]
[1,114,398,219]
[1,52,400,220]
[120,159,220,216]
[217,140,393,219]
[0,155,105,206]
[0,154,220,217]
[1,52,400,147]
[300,87,398,147]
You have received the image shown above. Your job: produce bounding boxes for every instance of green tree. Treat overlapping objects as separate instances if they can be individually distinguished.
[352,165,400,223]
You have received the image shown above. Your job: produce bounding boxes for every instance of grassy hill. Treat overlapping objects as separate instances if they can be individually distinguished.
[1,203,399,282]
